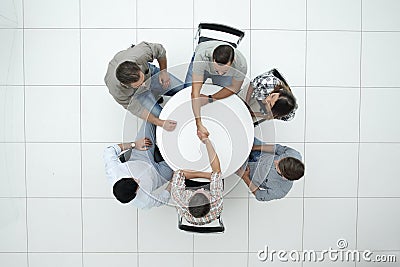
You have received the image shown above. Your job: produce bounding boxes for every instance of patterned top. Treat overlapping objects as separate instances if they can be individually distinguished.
[250,69,282,101]
[171,170,223,225]
[250,69,296,121]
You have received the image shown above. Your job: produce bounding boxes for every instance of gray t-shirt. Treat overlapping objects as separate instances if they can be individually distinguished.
[192,40,247,81]
[248,144,302,202]
[104,41,166,117]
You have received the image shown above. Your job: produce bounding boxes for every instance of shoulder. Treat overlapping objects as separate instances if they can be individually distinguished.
[173,170,186,180]
[275,144,302,160]
[233,49,247,66]
[252,69,275,81]
[196,40,225,53]
[174,169,184,176]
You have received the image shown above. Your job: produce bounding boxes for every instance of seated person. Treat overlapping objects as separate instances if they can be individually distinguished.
[245,68,297,121]
[185,40,248,139]
[238,140,304,201]
[171,131,223,225]
[103,120,173,209]
[104,41,183,132]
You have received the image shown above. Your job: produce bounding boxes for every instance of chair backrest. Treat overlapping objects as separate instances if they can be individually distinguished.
[178,215,225,234]
[185,179,210,189]
[177,178,225,233]
[196,23,245,47]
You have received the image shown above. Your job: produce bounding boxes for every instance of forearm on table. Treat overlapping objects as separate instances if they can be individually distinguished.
[242,174,259,194]
[211,78,243,100]
[140,109,162,127]
[182,170,212,179]
[204,139,221,173]
[191,81,203,124]
[252,144,275,153]
[117,142,134,151]
[211,87,235,100]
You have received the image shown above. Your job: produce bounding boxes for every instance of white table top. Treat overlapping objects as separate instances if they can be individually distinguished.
[156,85,254,178]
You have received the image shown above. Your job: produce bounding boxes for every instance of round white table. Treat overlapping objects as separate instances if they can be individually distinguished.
[156,85,254,178]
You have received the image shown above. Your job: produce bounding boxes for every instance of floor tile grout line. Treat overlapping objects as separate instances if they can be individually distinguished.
[7,84,400,88]
[355,0,363,259]
[21,0,30,265]
[247,1,252,265]
[11,27,400,32]
[5,141,400,144]
[135,2,140,266]
[301,1,308,265]
[1,250,399,253]
[0,196,400,200]
[78,0,84,265]
[192,2,195,265]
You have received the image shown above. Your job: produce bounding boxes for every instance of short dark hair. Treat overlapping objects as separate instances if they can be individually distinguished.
[188,192,211,218]
[278,157,305,181]
[271,90,297,119]
[115,61,141,84]
[113,178,138,204]
[212,45,234,65]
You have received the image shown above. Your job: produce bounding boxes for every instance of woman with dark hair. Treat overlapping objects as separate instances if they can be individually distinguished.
[245,68,297,121]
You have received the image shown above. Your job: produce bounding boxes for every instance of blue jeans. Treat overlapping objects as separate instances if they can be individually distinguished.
[240,137,263,171]
[248,138,263,162]
[138,63,185,118]
[184,53,233,88]
[137,90,162,117]
[130,119,173,182]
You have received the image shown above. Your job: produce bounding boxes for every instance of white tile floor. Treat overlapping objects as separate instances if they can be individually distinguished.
[1,0,400,266]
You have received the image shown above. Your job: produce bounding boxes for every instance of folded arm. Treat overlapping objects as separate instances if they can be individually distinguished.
[252,144,275,154]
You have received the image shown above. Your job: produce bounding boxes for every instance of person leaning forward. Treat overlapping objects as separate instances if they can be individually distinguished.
[185,40,247,139]
[105,41,184,131]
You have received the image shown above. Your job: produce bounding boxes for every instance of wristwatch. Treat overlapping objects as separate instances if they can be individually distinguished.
[208,95,214,103]
[131,142,136,149]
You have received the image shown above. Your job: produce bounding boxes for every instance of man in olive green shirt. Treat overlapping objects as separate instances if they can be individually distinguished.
[105,41,184,131]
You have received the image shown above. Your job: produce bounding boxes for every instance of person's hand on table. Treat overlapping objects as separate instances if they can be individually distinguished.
[158,70,170,89]
[159,119,177,131]
[135,137,152,150]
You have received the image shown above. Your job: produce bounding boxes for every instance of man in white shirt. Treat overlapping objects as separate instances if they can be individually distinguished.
[103,121,173,209]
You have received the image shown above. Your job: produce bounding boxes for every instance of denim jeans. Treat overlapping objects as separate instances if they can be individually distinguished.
[239,137,264,172]
[130,119,173,182]
[138,63,185,118]
[248,137,263,162]
[184,53,233,88]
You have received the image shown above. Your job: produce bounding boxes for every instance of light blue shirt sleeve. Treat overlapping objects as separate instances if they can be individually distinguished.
[254,184,286,202]
[103,144,122,184]
[274,144,302,160]
[136,189,171,209]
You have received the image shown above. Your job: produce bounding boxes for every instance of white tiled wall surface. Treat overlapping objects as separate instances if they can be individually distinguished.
[1,0,400,267]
